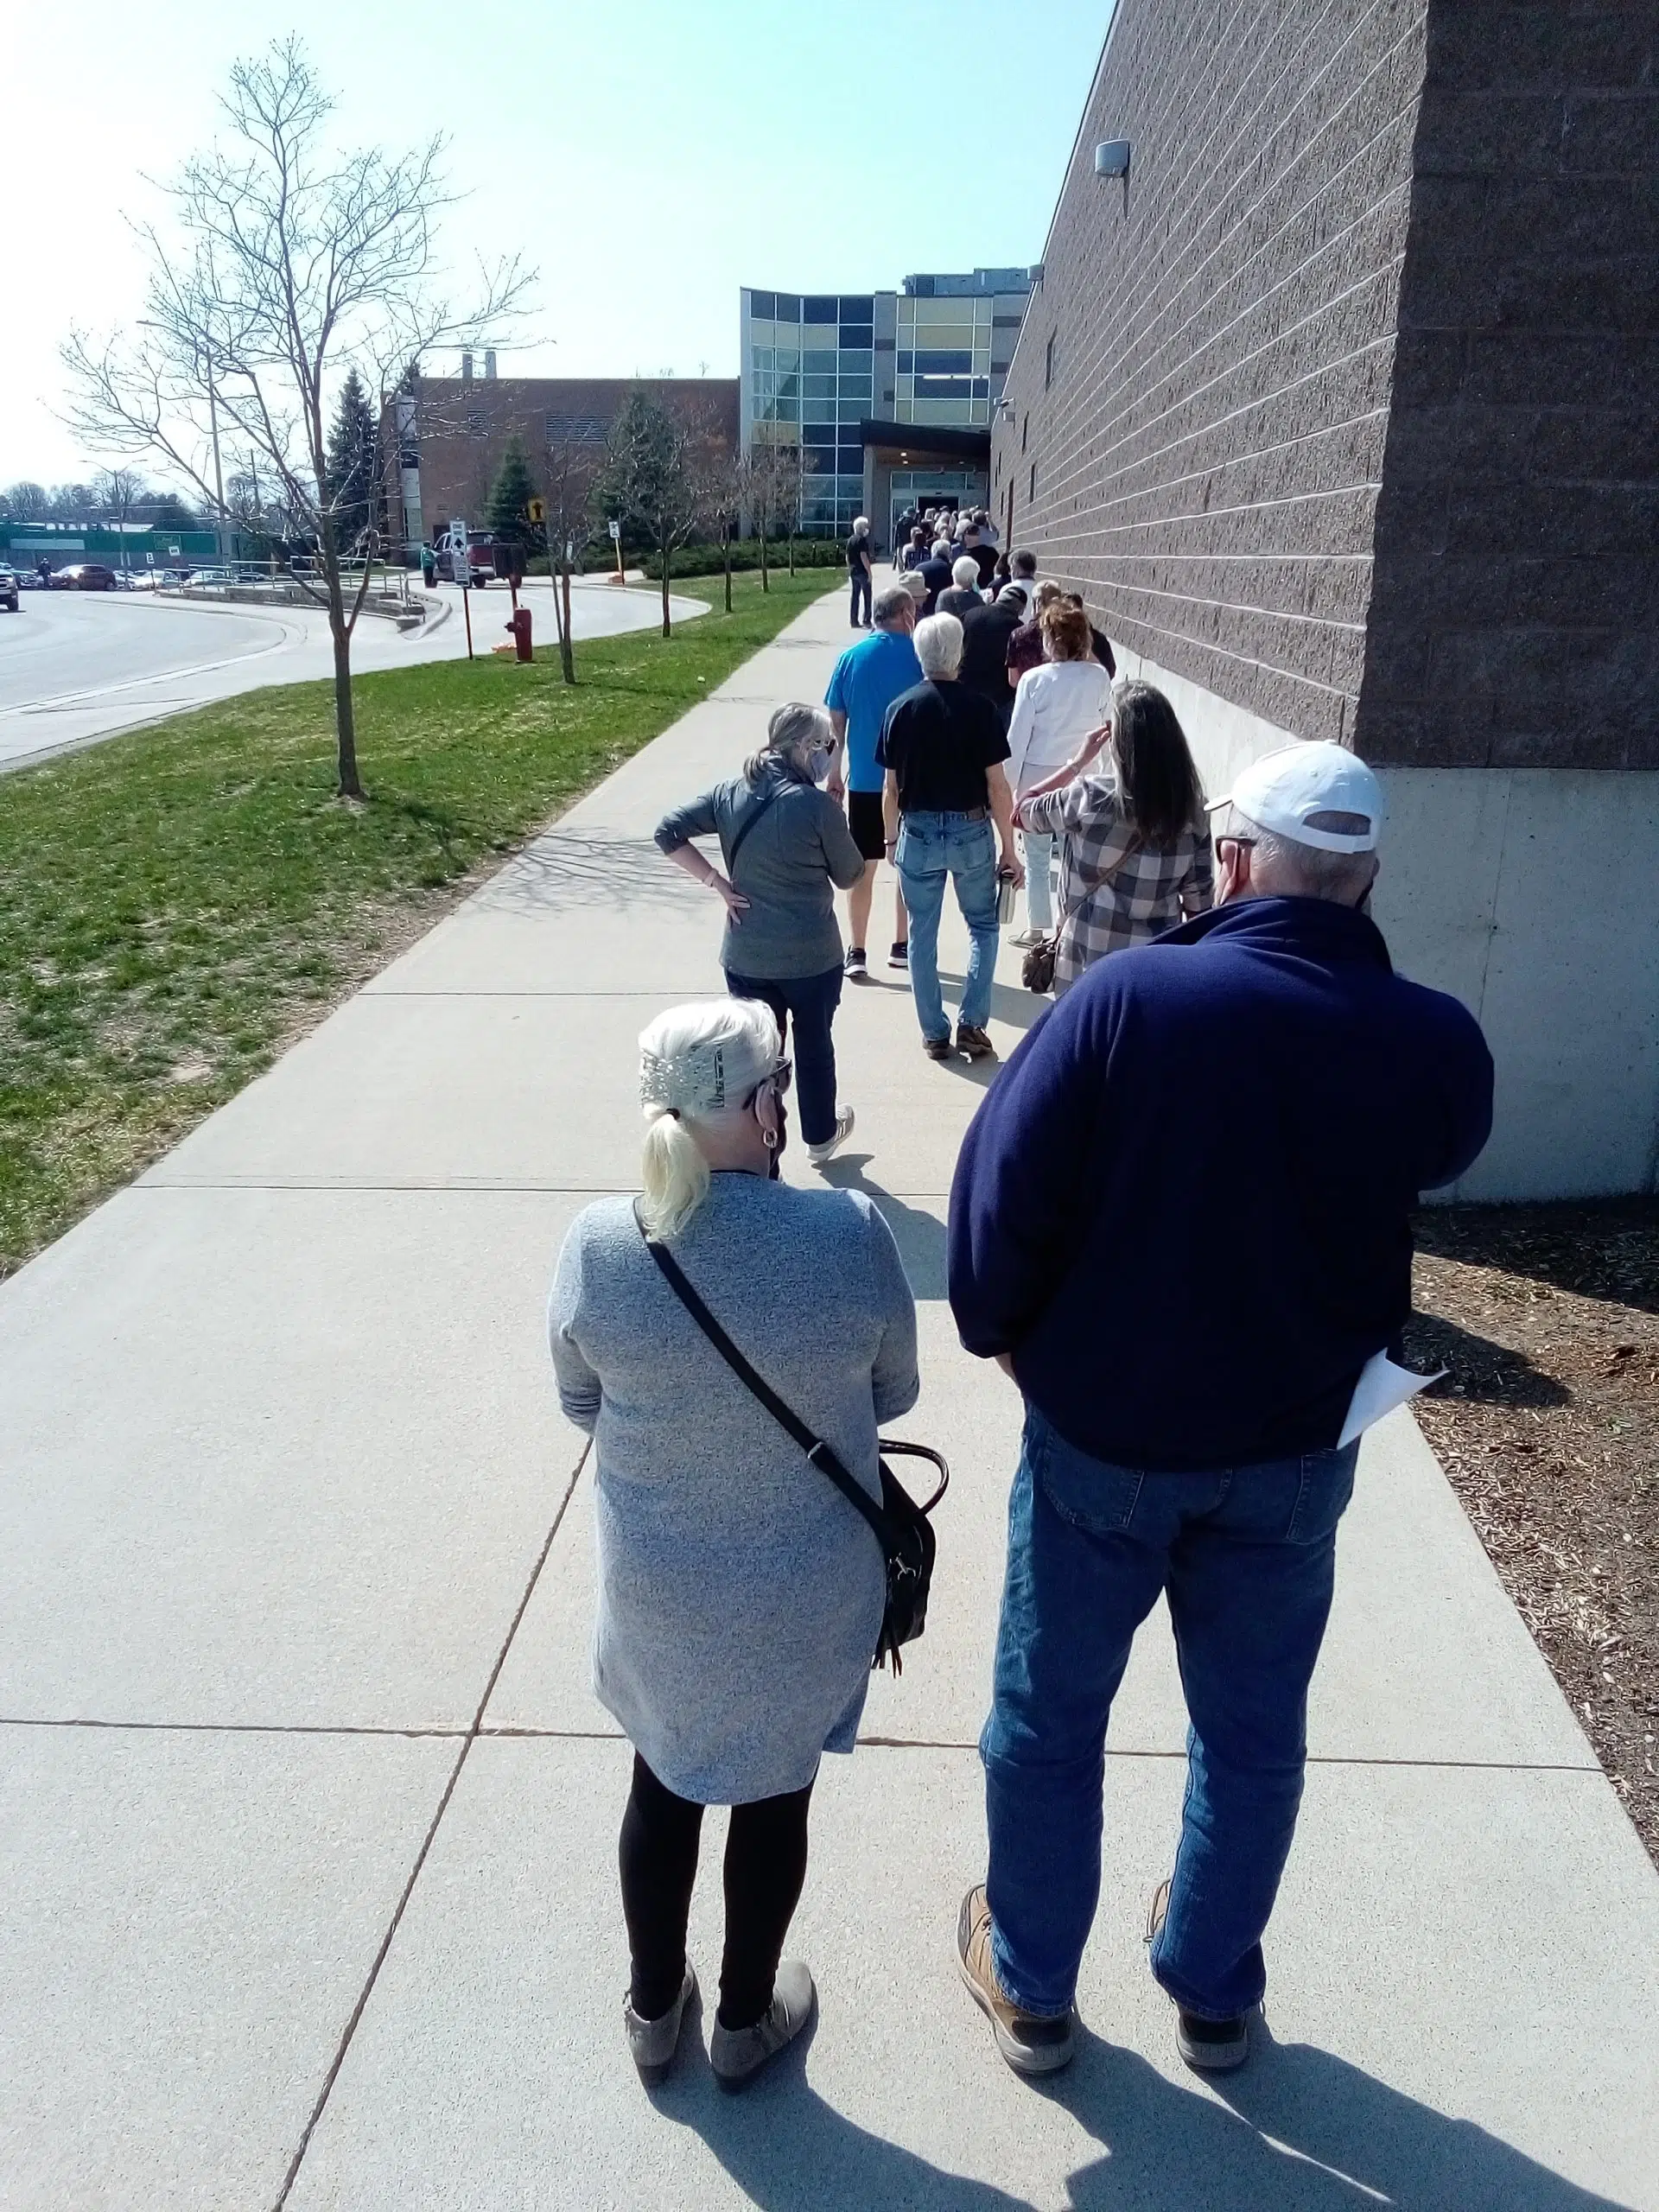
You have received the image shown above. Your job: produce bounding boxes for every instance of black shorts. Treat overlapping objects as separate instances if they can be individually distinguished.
[847,790,887,861]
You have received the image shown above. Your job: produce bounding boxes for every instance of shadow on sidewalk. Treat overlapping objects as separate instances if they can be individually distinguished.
[658,2008,1635,2211]
[818,1154,950,1299]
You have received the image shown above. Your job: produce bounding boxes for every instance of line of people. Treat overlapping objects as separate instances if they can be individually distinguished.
[552,594,1497,2096]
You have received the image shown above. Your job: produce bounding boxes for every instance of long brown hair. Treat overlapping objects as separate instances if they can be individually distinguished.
[1039,601,1091,662]
[1111,682,1204,848]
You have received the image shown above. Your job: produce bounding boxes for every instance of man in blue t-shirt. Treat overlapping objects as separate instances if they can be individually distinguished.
[824,580,922,977]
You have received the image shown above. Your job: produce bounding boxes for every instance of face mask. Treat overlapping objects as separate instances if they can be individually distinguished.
[807,745,832,785]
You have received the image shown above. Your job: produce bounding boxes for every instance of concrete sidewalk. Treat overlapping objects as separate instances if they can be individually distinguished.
[2,581,1656,2209]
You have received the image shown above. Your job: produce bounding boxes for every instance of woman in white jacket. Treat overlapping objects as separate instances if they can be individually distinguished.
[1002,601,1116,944]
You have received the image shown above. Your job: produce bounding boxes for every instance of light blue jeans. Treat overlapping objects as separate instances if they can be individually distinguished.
[982,1405,1358,2019]
[1020,828,1054,933]
[895,810,1000,1041]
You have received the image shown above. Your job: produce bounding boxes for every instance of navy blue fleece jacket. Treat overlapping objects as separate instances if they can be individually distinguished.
[948,897,1494,1471]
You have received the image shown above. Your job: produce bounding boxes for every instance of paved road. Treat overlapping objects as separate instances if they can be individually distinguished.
[2,579,1655,2208]
[0,575,708,772]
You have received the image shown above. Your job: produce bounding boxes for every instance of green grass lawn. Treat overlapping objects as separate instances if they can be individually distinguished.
[0,569,835,1278]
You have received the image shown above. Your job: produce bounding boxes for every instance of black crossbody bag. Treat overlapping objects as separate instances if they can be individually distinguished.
[635,1207,947,1673]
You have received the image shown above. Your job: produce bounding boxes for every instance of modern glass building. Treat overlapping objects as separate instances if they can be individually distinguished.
[740,270,1034,547]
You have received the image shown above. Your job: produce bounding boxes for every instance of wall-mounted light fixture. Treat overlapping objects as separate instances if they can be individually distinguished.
[1095,140,1131,179]
[995,400,1017,424]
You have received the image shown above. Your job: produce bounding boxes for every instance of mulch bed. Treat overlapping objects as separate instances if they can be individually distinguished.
[1402,1200,1658,1865]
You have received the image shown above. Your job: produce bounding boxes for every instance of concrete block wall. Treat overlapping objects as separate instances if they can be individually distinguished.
[1358,3,1659,772]
[995,0,1429,746]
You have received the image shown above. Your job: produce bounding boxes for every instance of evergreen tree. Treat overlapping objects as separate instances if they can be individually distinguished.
[486,435,541,561]
[593,390,709,636]
[324,368,380,550]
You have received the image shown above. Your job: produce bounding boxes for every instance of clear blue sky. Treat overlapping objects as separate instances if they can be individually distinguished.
[0,1,1111,486]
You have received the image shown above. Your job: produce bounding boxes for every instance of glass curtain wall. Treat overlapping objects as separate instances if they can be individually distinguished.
[747,290,874,536]
[894,295,995,426]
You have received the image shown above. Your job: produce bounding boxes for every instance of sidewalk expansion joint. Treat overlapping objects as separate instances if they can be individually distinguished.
[272,1441,589,2211]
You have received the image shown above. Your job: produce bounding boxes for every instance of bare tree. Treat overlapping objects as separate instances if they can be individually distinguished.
[0,482,50,523]
[61,36,530,798]
[738,437,797,594]
[594,391,719,639]
[539,423,605,685]
[92,467,148,576]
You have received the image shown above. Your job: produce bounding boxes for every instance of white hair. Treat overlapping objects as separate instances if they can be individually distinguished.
[1233,812,1379,906]
[951,555,980,588]
[931,537,952,559]
[914,611,964,679]
[638,999,781,1240]
[854,515,869,531]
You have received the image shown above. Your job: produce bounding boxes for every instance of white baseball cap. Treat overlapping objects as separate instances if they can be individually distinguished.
[1208,741,1384,854]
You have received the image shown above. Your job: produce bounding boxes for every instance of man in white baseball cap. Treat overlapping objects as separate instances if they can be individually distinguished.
[948,736,1493,2083]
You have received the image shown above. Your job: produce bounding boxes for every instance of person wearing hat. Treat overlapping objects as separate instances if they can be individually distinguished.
[550,996,919,2088]
[948,740,1493,2082]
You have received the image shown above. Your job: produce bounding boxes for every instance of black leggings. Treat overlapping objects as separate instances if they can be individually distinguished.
[619,1752,814,2031]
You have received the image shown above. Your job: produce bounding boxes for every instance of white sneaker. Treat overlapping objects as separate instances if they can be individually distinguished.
[807,1107,855,1166]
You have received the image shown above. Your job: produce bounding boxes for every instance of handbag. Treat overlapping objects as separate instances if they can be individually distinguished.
[1021,935,1058,994]
[635,1206,948,1672]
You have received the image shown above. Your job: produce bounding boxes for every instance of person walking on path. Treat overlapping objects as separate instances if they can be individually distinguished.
[1015,681,1213,992]
[847,515,874,629]
[1005,580,1064,686]
[1002,602,1117,946]
[550,998,920,2088]
[947,741,1494,2080]
[824,582,921,980]
[918,536,955,616]
[938,555,988,621]
[877,612,1023,1064]
[654,703,863,1165]
[959,585,1029,729]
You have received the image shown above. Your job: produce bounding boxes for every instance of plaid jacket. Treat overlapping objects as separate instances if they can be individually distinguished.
[1020,775,1213,991]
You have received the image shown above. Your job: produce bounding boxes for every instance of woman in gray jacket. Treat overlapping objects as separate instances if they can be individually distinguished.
[655,702,865,1166]
[550,998,919,2088]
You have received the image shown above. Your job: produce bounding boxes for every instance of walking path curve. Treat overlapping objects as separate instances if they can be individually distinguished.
[2,581,1655,2209]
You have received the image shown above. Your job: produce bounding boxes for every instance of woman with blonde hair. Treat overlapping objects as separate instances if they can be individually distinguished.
[656,702,865,1165]
[549,997,918,2089]
[1016,679,1213,994]
[1003,601,1116,946]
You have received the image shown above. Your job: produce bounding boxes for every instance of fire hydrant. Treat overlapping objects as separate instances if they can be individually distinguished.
[505,606,533,663]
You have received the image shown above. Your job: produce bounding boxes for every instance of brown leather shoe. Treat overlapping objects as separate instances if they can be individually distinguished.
[956,1022,996,1060]
[957,1885,1075,2075]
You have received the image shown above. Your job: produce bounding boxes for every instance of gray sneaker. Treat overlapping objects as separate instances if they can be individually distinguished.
[708,1959,816,2090]
[1146,1878,1251,2071]
[623,1964,696,2085]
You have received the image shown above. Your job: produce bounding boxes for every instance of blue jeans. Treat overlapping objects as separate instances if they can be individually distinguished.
[982,1404,1358,2020]
[849,568,871,625]
[895,810,1000,1041]
[723,963,843,1147]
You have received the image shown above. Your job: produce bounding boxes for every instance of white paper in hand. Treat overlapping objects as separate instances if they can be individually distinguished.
[1338,1350,1447,1450]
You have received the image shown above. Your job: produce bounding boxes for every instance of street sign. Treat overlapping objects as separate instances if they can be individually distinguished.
[526,498,545,525]
[607,519,621,541]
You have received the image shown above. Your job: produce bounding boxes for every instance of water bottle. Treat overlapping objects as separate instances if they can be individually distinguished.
[996,868,1018,925]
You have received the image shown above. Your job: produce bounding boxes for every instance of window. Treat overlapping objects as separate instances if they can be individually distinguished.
[466,407,485,437]
[838,324,874,352]
[1021,412,1028,453]
[803,351,837,376]
[774,294,801,322]
[546,415,605,444]
[1045,332,1056,391]
[837,296,874,321]
[749,290,776,320]
[803,296,837,323]
[913,350,973,375]
[837,349,874,374]
[1029,460,1038,502]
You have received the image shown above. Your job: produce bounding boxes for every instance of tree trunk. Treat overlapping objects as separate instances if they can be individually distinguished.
[788,528,795,577]
[660,529,672,638]
[320,520,362,798]
[760,524,769,593]
[559,550,575,684]
[722,514,732,613]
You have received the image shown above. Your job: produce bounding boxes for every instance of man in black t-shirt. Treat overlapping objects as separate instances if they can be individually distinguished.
[877,611,1024,1062]
[960,587,1030,728]
[846,516,874,629]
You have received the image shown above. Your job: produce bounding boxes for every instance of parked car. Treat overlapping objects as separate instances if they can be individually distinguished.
[0,563,19,612]
[50,563,120,591]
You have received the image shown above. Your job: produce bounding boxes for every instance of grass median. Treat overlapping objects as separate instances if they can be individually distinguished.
[0,569,836,1278]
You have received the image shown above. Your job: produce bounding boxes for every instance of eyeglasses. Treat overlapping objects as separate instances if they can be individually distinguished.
[743,1057,792,1108]
[1216,834,1256,861]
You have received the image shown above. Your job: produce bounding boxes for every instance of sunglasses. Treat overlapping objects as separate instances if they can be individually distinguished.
[744,1057,792,1108]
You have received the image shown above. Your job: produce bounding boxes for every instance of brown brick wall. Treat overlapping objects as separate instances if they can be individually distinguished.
[411,377,739,537]
[995,0,1428,747]
[1357,4,1659,769]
